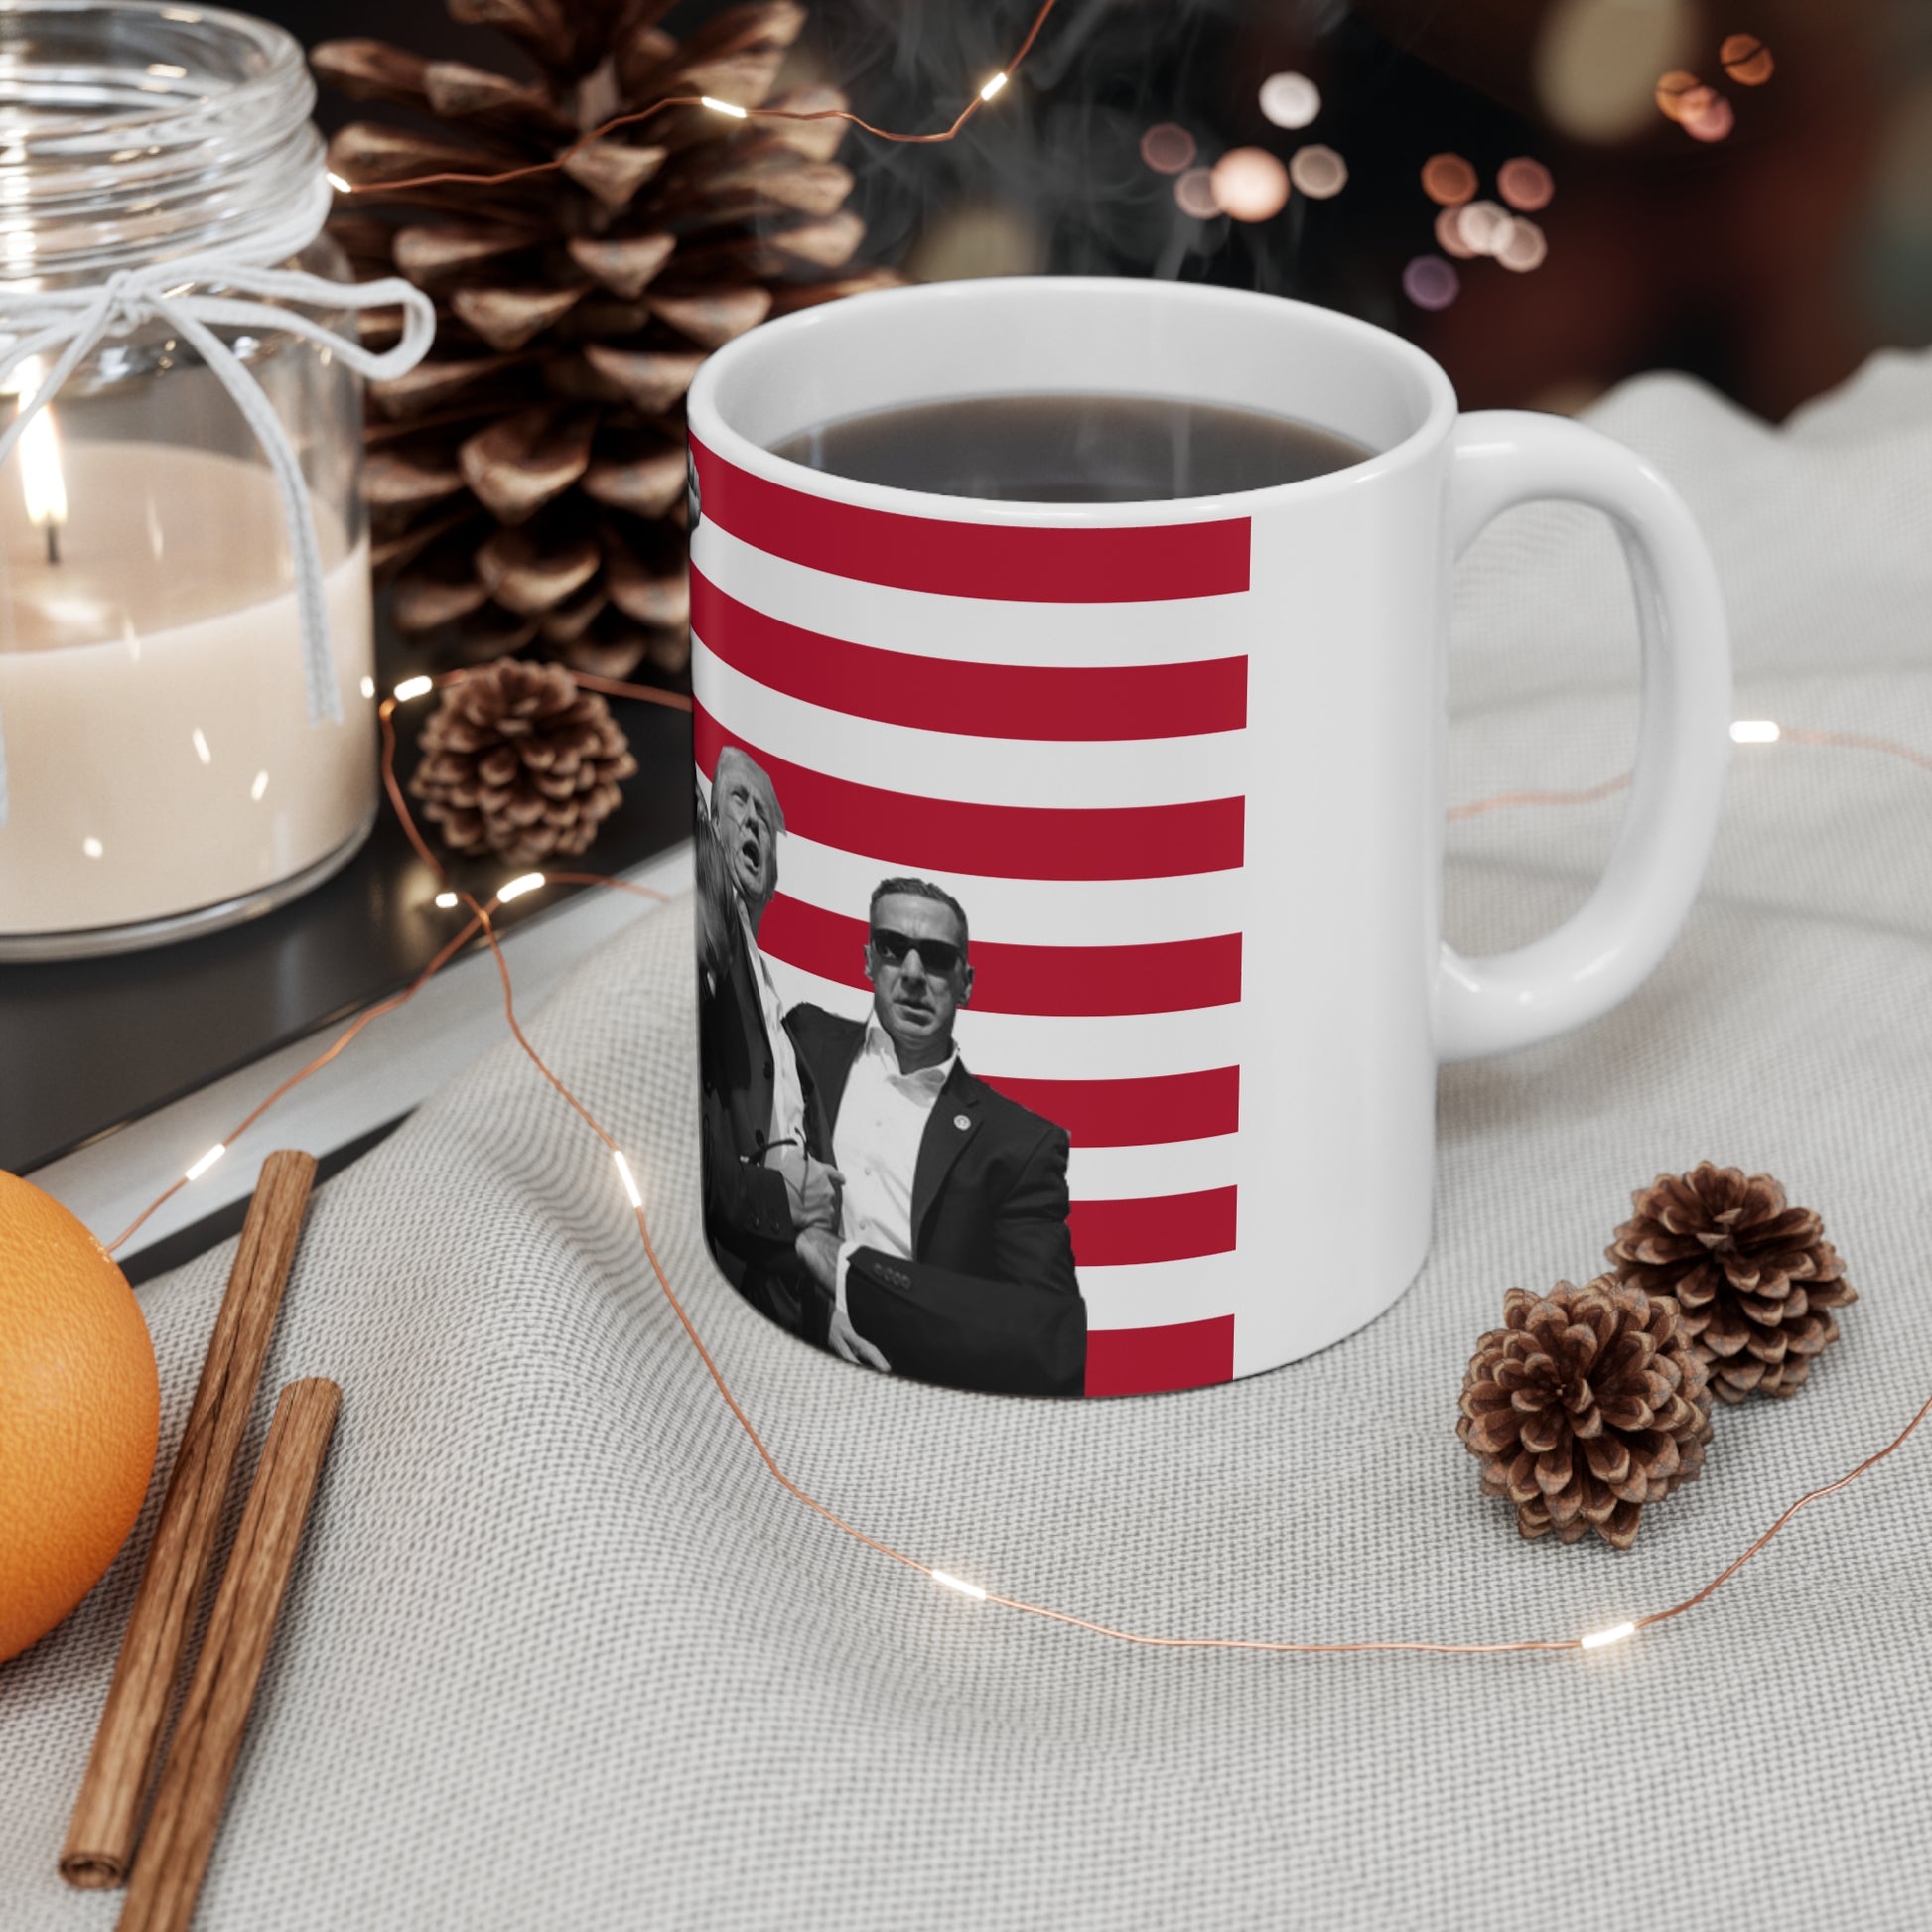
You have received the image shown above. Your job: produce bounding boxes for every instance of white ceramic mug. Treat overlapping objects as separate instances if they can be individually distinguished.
[686,278,1729,1399]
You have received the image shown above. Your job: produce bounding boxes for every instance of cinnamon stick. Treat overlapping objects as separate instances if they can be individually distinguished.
[117,1380,342,1932]
[62,1151,318,1889]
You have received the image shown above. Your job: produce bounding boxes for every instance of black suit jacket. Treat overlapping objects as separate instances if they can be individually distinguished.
[786,1005,1086,1398]
[696,909,822,1341]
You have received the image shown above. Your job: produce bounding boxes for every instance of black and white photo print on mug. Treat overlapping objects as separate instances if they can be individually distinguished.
[686,279,1730,1400]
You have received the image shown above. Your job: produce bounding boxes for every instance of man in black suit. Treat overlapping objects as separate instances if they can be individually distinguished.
[695,748,842,1339]
[787,878,1086,1397]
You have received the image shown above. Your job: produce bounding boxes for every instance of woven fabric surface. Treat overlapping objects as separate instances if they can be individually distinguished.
[4,351,1931,1931]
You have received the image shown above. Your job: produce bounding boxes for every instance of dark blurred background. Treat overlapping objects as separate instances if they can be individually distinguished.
[277,0,1932,423]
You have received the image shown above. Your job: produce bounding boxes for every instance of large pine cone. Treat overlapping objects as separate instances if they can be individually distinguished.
[1458,1279,1714,1549]
[1606,1163,1857,1403]
[315,0,895,683]
[409,659,637,865]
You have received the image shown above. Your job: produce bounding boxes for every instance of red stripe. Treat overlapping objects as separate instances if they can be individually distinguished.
[692,437,1249,602]
[979,1068,1240,1147]
[1085,1314,1236,1397]
[692,570,1247,741]
[756,895,1240,1019]
[695,707,1243,881]
[1069,1188,1237,1267]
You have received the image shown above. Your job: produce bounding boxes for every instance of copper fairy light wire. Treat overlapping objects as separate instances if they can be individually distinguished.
[345,0,1062,198]
[99,671,1932,1661]
[1447,772,1632,822]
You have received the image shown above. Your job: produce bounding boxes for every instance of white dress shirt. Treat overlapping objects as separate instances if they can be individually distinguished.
[740,901,806,1153]
[833,1016,957,1313]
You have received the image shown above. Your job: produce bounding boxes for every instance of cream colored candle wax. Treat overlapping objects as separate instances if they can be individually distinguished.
[0,440,375,941]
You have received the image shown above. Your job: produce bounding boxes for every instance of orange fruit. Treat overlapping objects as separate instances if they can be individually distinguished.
[0,1172,159,1664]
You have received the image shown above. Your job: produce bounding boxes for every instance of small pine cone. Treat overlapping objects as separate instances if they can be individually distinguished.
[1606,1164,1857,1403]
[408,660,637,867]
[1458,1278,1714,1550]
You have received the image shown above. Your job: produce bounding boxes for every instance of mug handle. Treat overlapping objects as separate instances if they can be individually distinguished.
[1437,410,1732,1062]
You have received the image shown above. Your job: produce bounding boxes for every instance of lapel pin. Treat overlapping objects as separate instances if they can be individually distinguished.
[953,1113,971,1130]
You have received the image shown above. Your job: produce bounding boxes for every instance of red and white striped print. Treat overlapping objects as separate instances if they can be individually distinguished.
[690,436,1251,1396]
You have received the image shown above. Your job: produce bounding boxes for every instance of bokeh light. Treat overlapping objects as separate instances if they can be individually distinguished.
[1211,146,1291,221]
[1682,89,1735,142]
[1421,153,1478,207]
[1288,144,1348,199]
[1536,0,1697,143]
[1655,69,1702,121]
[1434,205,1476,259]
[1173,167,1220,218]
[1497,218,1549,272]
[1721,33,1775,85]
[1403,255,1460,311]
[1259,71,1321,130]
[1140,122,1197,175]
[1497,158,1555,212]
[1455,199,1515,257]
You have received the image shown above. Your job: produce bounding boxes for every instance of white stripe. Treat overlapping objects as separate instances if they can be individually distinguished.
[764,960,1242,1081]
[1076,1251,1241,1332]
[775,832,1244,948]
[697,642,1245,809]
[1068,1135,1236,1202]
[695,521,1254,666]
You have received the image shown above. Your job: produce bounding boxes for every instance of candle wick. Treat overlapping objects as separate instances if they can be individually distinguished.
[44,521,60,566]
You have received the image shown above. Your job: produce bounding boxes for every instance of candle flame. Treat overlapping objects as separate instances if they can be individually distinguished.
[11,357,68,546]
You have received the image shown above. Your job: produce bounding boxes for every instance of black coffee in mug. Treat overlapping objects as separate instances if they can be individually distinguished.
[768,392,1371,503]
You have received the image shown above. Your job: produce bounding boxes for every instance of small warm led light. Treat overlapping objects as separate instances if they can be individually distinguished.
[82,835,103,859]
[498,871,546,902]
[1402,255,1461,312]
[1173,167,1220,219]
[434,890,459,909]
[192,727,211,765]
[615,1150,644,1209]
[326,170,352,194]
[1421,152,1478,207]
[1681,88,1734,143]
[979,71,1008,101]
[1139,122,1196,175]
[930,1570,988,1601]
[359,674,376,700]
[1209,146,1291,222]
[250,769,269,802]
[1259,70,1321,130]
[1731,719,1781,744]
[1580,1621,1636,1651]
[701,95,748,118]
[1721,33,1774,86]
[393,674,434,702]
[1288,143,1348,200]
[185,1143,227,1182]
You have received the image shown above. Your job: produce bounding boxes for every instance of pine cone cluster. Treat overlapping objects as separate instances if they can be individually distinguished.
[409,659,636,864]
[1458,1279,1714,1549]
[315,0,895,683]
[1606,1163,1857,1403]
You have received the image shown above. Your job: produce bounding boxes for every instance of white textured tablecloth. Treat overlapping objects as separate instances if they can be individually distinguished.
[5,352,1932,1932]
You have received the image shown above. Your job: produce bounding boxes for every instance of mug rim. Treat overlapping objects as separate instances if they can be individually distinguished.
[687,276,1461,524]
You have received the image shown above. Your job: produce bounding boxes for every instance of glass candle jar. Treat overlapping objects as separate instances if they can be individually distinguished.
[0,1,378,958]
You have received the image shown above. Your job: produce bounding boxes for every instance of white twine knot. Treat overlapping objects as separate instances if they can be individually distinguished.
[0,182,436,826]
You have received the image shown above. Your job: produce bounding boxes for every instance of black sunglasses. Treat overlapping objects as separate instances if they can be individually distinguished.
[869,927,965,977]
